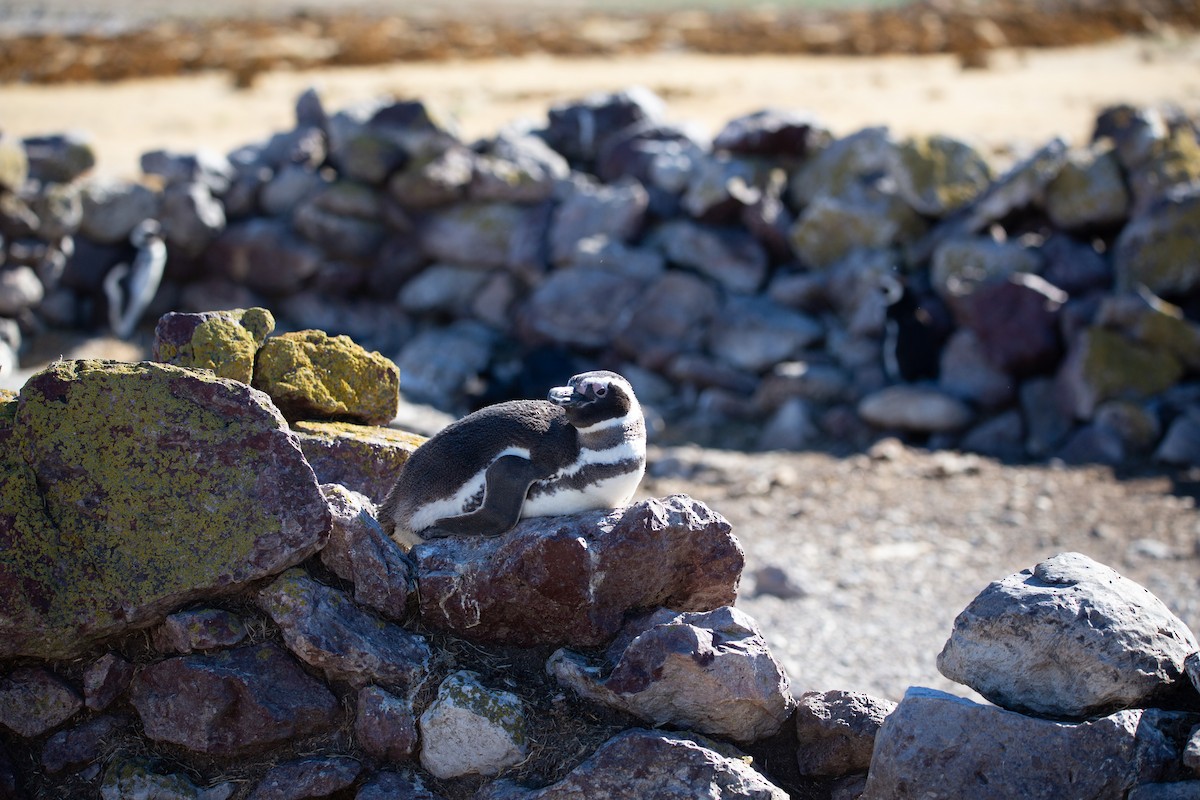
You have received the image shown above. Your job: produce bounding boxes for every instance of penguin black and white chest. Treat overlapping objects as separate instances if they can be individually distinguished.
[380,370,646,548]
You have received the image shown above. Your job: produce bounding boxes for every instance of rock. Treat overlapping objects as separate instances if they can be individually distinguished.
[712,108,829,159]
[937,329,1016,410]
[595,120,705,191]
[1044,145,1131,229]
[680,153,776,222]
[357,770,444,800]
[418,670,527,780]
[252,329,400,425]
[205,218,322,295]
[27,181,83,241]
[22,132,96,184]
[788,193,915,271]
[129,643,340,757]
[959,272,1066,376]
[751,564,808,599]
[964,137,1070,231]
[1056,327,1183,421]
[1094,400,1161,455]
[0,133,29,192]
[0,265,45,316]
[789,126,895,208]
[518,266,645,348]
[393,321,495,408]
[754,361,851,409]
[153,306,276,384]
[151,608,247,654]
[1097,290,1200,371]
[101,759,234,800]
[42,714,125,774]
[1055,422,1126,465]
[542,87,666,165]
[960,410,1027,461]
[319,483,415,620]
[1040,233,1112,296]
[757,397,819,451]
[419,202,542,271]
[327,97,459,185]
[1021,377,1075,457]
[257,569,432,690]
[0,360,330,659]
[356,685,418,762]
[259,164,326,216]
[613,270,720,370]
[83,652,135,711]
[929,236,1043,305]
[938,552,1199,719]
[1113,188,1200,296]
[160,182,226,258]
[1155,408,1200,466]
[550,177,649,266]
[857,385,974,434]
[293,196,387,262]
[1128,783,1200,800]
[794,690,896,778]
[887,134,992,216]
[293,421,423,506]
[708,295,823,374]
[549,606,794,743]
[560,235,666,280]
[472,131,569,203]
[388,146,475,209]
[860,687,1178,800]
[79,179,158,245]
[655,219,769,294]
[247,756,363,800]
[399,263,491,316]
[141,148,235,193]
[0,667,82,738]
[415,494,743,647]
[477,728,788,800]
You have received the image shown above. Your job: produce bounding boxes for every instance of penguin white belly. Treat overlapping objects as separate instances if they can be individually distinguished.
[520,439,646,518]
[407,446,531,533]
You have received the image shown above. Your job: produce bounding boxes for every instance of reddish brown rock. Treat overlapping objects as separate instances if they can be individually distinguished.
[293,421,424,506]
[356,686,419,762]
[42,714,127,774]
[129,643,340,757]
[151,608,247,654]
[83,652,134,711]
[247,756,363,800]
[957,273,1066,377]
[794,690,897,778]
[414,495,743,647]
[319,483,415,620]
[0,668,82,738]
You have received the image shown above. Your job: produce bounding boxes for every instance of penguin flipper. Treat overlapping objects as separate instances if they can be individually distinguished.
[428,454,544,538]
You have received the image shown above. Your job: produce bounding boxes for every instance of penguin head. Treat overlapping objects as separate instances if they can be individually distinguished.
[548,370,639,430]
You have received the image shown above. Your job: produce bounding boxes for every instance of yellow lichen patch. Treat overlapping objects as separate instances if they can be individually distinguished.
[156,307,275,384]
[253,330,400,425]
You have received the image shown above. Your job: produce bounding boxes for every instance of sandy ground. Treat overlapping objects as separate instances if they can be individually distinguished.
[3,32,1200,179]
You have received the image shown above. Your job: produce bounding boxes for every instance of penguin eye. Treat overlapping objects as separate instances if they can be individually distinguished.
[594,385,608,398]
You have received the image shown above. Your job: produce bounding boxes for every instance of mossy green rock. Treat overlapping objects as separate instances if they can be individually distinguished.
[253,330,400,425]
[889,134,992,217]
[0,133,29,193]
[1059,328,1184,419]
[1113,190,1200,296]
[1044,146,1130,229]
[293,420,424,505]
[788,194,922,270]
[0,359,330,659]
[153,307,276,384]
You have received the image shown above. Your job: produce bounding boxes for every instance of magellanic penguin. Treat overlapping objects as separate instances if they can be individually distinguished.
[380,370,647,549]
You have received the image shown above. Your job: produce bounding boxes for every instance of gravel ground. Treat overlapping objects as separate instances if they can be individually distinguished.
[638,442,1200,704]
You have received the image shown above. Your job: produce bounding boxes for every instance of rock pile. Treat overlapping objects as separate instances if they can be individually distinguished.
[3,89,1200,467]
[2,322,1200,798]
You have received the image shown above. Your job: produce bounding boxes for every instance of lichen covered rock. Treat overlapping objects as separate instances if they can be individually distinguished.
[419,670,527,780]
[252,329,400,425]
[294,420,424,505]
[153,306,276,384]
[888,134,992,216]
[0,359,330,659]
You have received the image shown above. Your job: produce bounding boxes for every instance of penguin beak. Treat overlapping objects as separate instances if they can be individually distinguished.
[548,385,580,407]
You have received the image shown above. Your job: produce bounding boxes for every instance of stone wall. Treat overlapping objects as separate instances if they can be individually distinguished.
[2,89,1200,463]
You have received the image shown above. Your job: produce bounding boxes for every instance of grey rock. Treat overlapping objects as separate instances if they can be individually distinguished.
[1094,400,1161,455]
[327,97,459,184]
[1114,187,1200,296]
[26,181,82,240]
[102,759,234,800]
[23,132,96,184]
[788,126,895,208]
[394,321,495,407]
[1044,145,1131,229]
[788,193,915,271]
[141,148,235,194]
[1185,721,1200,773]
[0,133,30,192]
[1040,233,1112,295]
[129,643,339,757]
[542,87,666,164]
[767,270,828,313]
[259,164,326,217]
[0,265,45,316]
[756,397,820,451]
[356,771,444,800]
[42,714,125,774]
[0,667,82,738]
[938,552,1198,718]
[356,685,418,762]
[399,263,491,316]
[472,131,569,203]
[755,361,851,410]
[420,202,541,271]
[256,568,432,691]
[861,687,1178,800]
[712,108,830,159]
[960,410,1027,461]
[83,652,135,712]
[247,757,363,800]
[595,120,705,190]
[79,179,158,244]
[614,270,720,369]
[1021,376,1075,457]
[929,237,1043,306]
[388,146,475,209]
[937,328,1016,410]
[751,564,809,599]
[963,137,1070,231]
[293,197,386,262]
[161,181,226,258]
[1055,422,1126,465]
[794,690,896,778]
[656,219,768,293]
[680,153,777,221]
[419,670,527,780]
[414,495,742,647]
[666,353,757,394]
[560,235,665,281]
[887,134,992,217]
[319,483,415,620]
[858,385,974,434]
[206,218,322,295]
[708,295,823,374]
[1128,782,1200,800]
[549,606,795,743]
[258,125,327,170]
[477,728,788,800]
[1155,408,1200,466]
[550,177,648,266]
[518,266,644,348]
[151,608,247,654]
